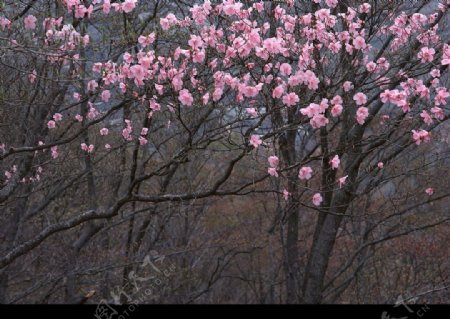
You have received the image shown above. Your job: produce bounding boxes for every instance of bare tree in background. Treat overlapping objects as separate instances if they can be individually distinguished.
[0,0,449,304]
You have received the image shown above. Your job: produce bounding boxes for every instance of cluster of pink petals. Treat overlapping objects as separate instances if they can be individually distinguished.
[122,0,138,14]
[51,146,58,159]
[418,47,435,63]
[282,92,299,107]
[300,99,330,129]
[179,89,194,106]
[298,166,313,180]
[353,92,367,106]
[330,155,340,170]
[81,143,94,153]
[442,45,450,67]
[312,193,323,206]
[268,155,279,177]
[122,119,133,141]
[249,134,262,148]
[246,108,258,118]
[24,15,37,29]
[338,175,348,188]
[160,13,179,30]
[356,107,369,125]
[411,129,430,145]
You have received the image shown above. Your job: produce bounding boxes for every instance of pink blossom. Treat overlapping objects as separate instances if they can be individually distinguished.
[29,70,37,83]
[328,41,342,54]
[366,61,377,72]
[87,80,98,92]
[338,175,348,188]
[188,35,204,50]
[377,162,384,169]
[249,135,262,148]
[353,36,366,50]
[149,100,160,112]
[139,136,148,145]
[122,127,132,141]
[141,128,148,136]
[330,155,340,169]
[425,187,433,196]
[138,33,155,47]
[155,84,164,95]
[88,106,99,119]
[103,0,111,13]
[430,69,440,78]
[242,86,260,98]
[343,81,354,92]
[213,87,223,101]
[75,114,83,122]
[263,37,282,55]
[298,166,313,180]
[51,146,58,159]
[202,93,210,105]
[272,85,284,99]
[100,128,109,136]
[101,90,111,102]
[193,50,206,63]
[431,107,444,120]
[310,114,329,128]
[435,88,449,106]
[223,2,243,16]
[0,17,11,30]
[411,129,430,145]
[81,143,94,153]
[282,92,299,107]
[178,89,194,106]
[122,0,137,13]
[268,167,278,177]
[47,120,56,129]
[326,0,338,8]
[53,113,62,122]
[412,130,421,145]
[123,52,133,64]
[130,65,146,84]
[279,63,292,76]
[300,103,319,118]
[356,107,369,125]
[331,95,343,105]
[417,47,435,63]
[160,18,170,30]
[283,189,289,201]
[105,144,111,150]
[191,4,208,24]
[359,3,371,13]
[353,92,367,105]
[331,104,343,117]
[246,108,258,118]
[420,110,433,125]
[345,43,354,55]
[312,193,323,206]
[268,156,279,168]
[442,45,450,67]
[305,70,320,90]
[24,15,37,29]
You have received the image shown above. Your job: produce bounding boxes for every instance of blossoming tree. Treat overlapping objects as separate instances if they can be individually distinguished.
[0,0,449,303]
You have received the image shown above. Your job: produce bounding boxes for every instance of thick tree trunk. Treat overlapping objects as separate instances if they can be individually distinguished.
[302,157,359,303]
[302,213,343,303]
[280,106,300,303]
